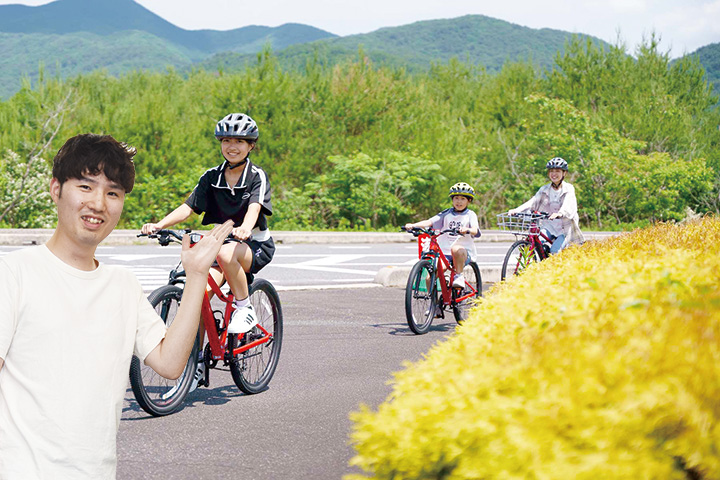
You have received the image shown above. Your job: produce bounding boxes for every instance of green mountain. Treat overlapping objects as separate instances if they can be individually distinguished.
[685,42,720,93]
[0,0,335,98]
[0,0,334,53]
[201,15,610,73]
[3,0,717,102]
[0,30,198,98]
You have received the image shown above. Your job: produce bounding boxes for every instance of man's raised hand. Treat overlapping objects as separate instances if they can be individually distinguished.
[180,220,234,277]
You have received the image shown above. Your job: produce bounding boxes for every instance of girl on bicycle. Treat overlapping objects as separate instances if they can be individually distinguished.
[141,113,275,388]
[404,182,480,288]
[508,157,584,253]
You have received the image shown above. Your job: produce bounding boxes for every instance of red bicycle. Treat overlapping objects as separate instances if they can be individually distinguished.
[496,211,552,281]
[129,229,283,416]
[402,226,482,334]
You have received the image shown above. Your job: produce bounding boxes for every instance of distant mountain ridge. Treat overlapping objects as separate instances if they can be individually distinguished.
[202,15,609,74]
[0,0,718,100]
[0,0,335,54]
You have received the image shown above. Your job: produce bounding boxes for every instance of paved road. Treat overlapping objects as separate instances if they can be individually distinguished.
[118,286,472,480]
[0,242,512,292]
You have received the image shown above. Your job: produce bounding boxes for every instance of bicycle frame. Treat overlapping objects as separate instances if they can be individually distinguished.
[522,217,552,261]
[160,242,274,364]
[201,274,273,363]
[416,231,477,306]
[131,228,283,415]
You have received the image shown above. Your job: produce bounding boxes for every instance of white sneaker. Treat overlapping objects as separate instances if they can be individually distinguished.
[228,304,259,334]
[189,361,205,393]
[452,274,465,288]
[425,304,442,318]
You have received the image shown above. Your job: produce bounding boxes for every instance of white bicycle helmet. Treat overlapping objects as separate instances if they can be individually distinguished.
[449,182,475,200]
[546,157,568,171]
[214,113,259,140]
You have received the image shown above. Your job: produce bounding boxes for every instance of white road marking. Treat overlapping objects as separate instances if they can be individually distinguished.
[275,283,382,291]
[270,264,379,276]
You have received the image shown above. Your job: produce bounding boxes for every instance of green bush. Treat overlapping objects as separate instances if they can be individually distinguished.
[348,217,720,479]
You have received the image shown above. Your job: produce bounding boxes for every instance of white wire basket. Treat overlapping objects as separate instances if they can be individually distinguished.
[496,212,547,234]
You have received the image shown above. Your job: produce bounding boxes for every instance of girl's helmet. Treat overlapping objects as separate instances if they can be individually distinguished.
[449,182,475,200]
[546,157,568,171]
[214,113,259,141]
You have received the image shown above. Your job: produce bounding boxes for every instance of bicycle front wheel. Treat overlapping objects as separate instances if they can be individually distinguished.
[452,261,482,323]
[229,279,283,395]
[405,259,438,335]
[501,240,541,281]
[129,284,199,416]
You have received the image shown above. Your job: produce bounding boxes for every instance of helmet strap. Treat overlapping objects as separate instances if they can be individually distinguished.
[227,156,249,169]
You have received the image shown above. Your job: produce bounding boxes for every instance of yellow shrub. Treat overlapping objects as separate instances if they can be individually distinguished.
[347,217,720,480]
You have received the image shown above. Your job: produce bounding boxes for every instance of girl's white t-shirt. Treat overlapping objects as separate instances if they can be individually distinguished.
[429,207,480,260]
[0,245,166,479]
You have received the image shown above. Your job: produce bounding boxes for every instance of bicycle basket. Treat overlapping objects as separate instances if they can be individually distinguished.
[496,213,545,234]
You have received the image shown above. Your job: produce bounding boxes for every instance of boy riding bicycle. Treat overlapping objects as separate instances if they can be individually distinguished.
[141,113,274,390]
[404,182,481,290]
[508,157,584,253]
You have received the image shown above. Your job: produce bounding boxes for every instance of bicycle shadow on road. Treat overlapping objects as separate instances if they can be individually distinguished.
[122,371,257,421]
[371,321,457,336]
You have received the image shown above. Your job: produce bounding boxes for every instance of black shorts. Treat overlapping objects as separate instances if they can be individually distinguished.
[210,237,275,285]
[247,237,275,274]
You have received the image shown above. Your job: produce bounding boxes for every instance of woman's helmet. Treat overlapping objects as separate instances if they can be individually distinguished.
[546,157,568,171]
[214,113,259,141]
[449,182,475,200]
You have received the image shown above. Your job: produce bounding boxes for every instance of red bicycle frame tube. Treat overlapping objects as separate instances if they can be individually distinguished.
[528,219,552,261]
[200,271,272,362]
[416,232,477,306]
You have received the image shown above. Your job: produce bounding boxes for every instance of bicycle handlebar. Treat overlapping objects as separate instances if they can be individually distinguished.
[400,226,463,237]
[137,229,246,246]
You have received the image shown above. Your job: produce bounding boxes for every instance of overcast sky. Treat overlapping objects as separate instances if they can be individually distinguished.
[3,0,719,58]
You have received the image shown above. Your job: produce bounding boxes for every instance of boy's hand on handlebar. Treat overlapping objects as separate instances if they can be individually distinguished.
[181,220,234,277]
[140,223,161,235]
[548,212,562,220]
[232,226,252,241]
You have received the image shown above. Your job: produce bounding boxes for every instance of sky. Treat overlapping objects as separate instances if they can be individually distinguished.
[2,0,719,58]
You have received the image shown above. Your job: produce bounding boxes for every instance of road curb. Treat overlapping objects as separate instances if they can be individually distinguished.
[0,229,619,246]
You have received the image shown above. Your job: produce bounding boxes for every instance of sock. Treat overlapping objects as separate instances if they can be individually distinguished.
[234,297,250,309]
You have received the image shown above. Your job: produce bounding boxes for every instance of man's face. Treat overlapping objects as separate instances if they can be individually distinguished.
[221,137,254,165]
[50,172,125,248]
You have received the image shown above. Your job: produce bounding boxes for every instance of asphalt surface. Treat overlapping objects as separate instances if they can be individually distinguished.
[117,286,471,480]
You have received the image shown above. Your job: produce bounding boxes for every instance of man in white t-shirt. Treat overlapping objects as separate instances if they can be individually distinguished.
[0,133,233,479]
[404,182,481,288]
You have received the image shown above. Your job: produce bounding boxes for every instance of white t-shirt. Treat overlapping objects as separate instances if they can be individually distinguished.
[429,207,481,261]
[0,245,166,479]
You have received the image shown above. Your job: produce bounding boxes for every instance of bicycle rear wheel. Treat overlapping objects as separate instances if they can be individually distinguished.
[129,285,199,416]
[229,279,283,394]
[405,259,439,335]
[501,240,541,281]
[452,261,482,323]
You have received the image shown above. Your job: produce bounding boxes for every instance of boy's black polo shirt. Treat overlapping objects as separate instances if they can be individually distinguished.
[185,159,272,231]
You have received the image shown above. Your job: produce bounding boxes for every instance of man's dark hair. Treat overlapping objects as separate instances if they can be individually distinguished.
[52,134,136,193]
